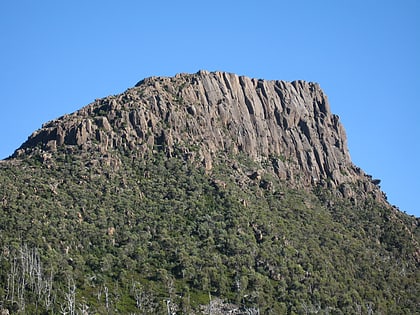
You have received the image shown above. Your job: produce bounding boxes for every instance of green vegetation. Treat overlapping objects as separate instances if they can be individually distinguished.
[0,148,419,314]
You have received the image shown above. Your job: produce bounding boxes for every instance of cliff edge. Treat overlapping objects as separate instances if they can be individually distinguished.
[13,70,384,201]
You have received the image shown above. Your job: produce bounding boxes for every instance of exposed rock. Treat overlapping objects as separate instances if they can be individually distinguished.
[96,116,112,132]
[372,179,381,186]
[11,70,384,200]
[248,171,261,181]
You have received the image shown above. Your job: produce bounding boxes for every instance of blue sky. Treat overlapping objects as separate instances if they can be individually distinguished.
[0,1,419,217]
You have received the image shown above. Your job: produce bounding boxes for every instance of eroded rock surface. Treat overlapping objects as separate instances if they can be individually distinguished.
[13,70,382,197]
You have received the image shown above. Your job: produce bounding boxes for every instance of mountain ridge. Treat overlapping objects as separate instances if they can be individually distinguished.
[0,70,418,314]
[12,70,385,204]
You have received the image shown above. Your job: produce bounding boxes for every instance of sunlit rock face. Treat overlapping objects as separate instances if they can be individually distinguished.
[14,70,382,197]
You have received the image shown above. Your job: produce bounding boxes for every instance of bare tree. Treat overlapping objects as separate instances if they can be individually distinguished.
[366,302,374,315]
[104,285,110,312]
[78,301,90,315]
[64,277,76,315]
[165,298,177,315]
[43,271,54,311]
[96,286,102,302]
[59,302,69,315]
[4,256,18,303]
[131,281,143,309]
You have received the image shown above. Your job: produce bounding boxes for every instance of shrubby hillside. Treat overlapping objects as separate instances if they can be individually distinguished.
[0,71,418,314]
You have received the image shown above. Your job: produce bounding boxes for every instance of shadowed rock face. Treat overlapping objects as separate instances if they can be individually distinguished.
[13,70,380,195]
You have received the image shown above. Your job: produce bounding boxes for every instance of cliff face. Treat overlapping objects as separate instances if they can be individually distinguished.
[3,71,419,314]
[13,70,381,198]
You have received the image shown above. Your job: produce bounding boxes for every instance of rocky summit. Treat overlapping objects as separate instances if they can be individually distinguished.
[16,70,382,200]
[1,71,419,314]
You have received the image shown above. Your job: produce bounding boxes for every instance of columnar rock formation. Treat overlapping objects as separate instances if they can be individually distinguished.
[13,70,382,198]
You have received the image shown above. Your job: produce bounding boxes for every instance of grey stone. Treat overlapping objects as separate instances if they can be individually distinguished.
[12,70,386,203]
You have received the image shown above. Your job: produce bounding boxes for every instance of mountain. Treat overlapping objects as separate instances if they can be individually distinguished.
[0,71,418,314]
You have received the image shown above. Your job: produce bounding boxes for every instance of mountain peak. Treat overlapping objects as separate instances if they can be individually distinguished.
[13,70,384,201]
[2,71,418,314]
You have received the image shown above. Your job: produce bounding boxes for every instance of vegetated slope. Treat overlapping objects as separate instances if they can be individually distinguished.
[0,71,419,314]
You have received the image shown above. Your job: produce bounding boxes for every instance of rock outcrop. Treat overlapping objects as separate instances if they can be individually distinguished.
[13,70,382,197]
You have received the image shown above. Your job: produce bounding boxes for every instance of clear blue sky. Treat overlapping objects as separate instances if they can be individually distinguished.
[1,1,419,217]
